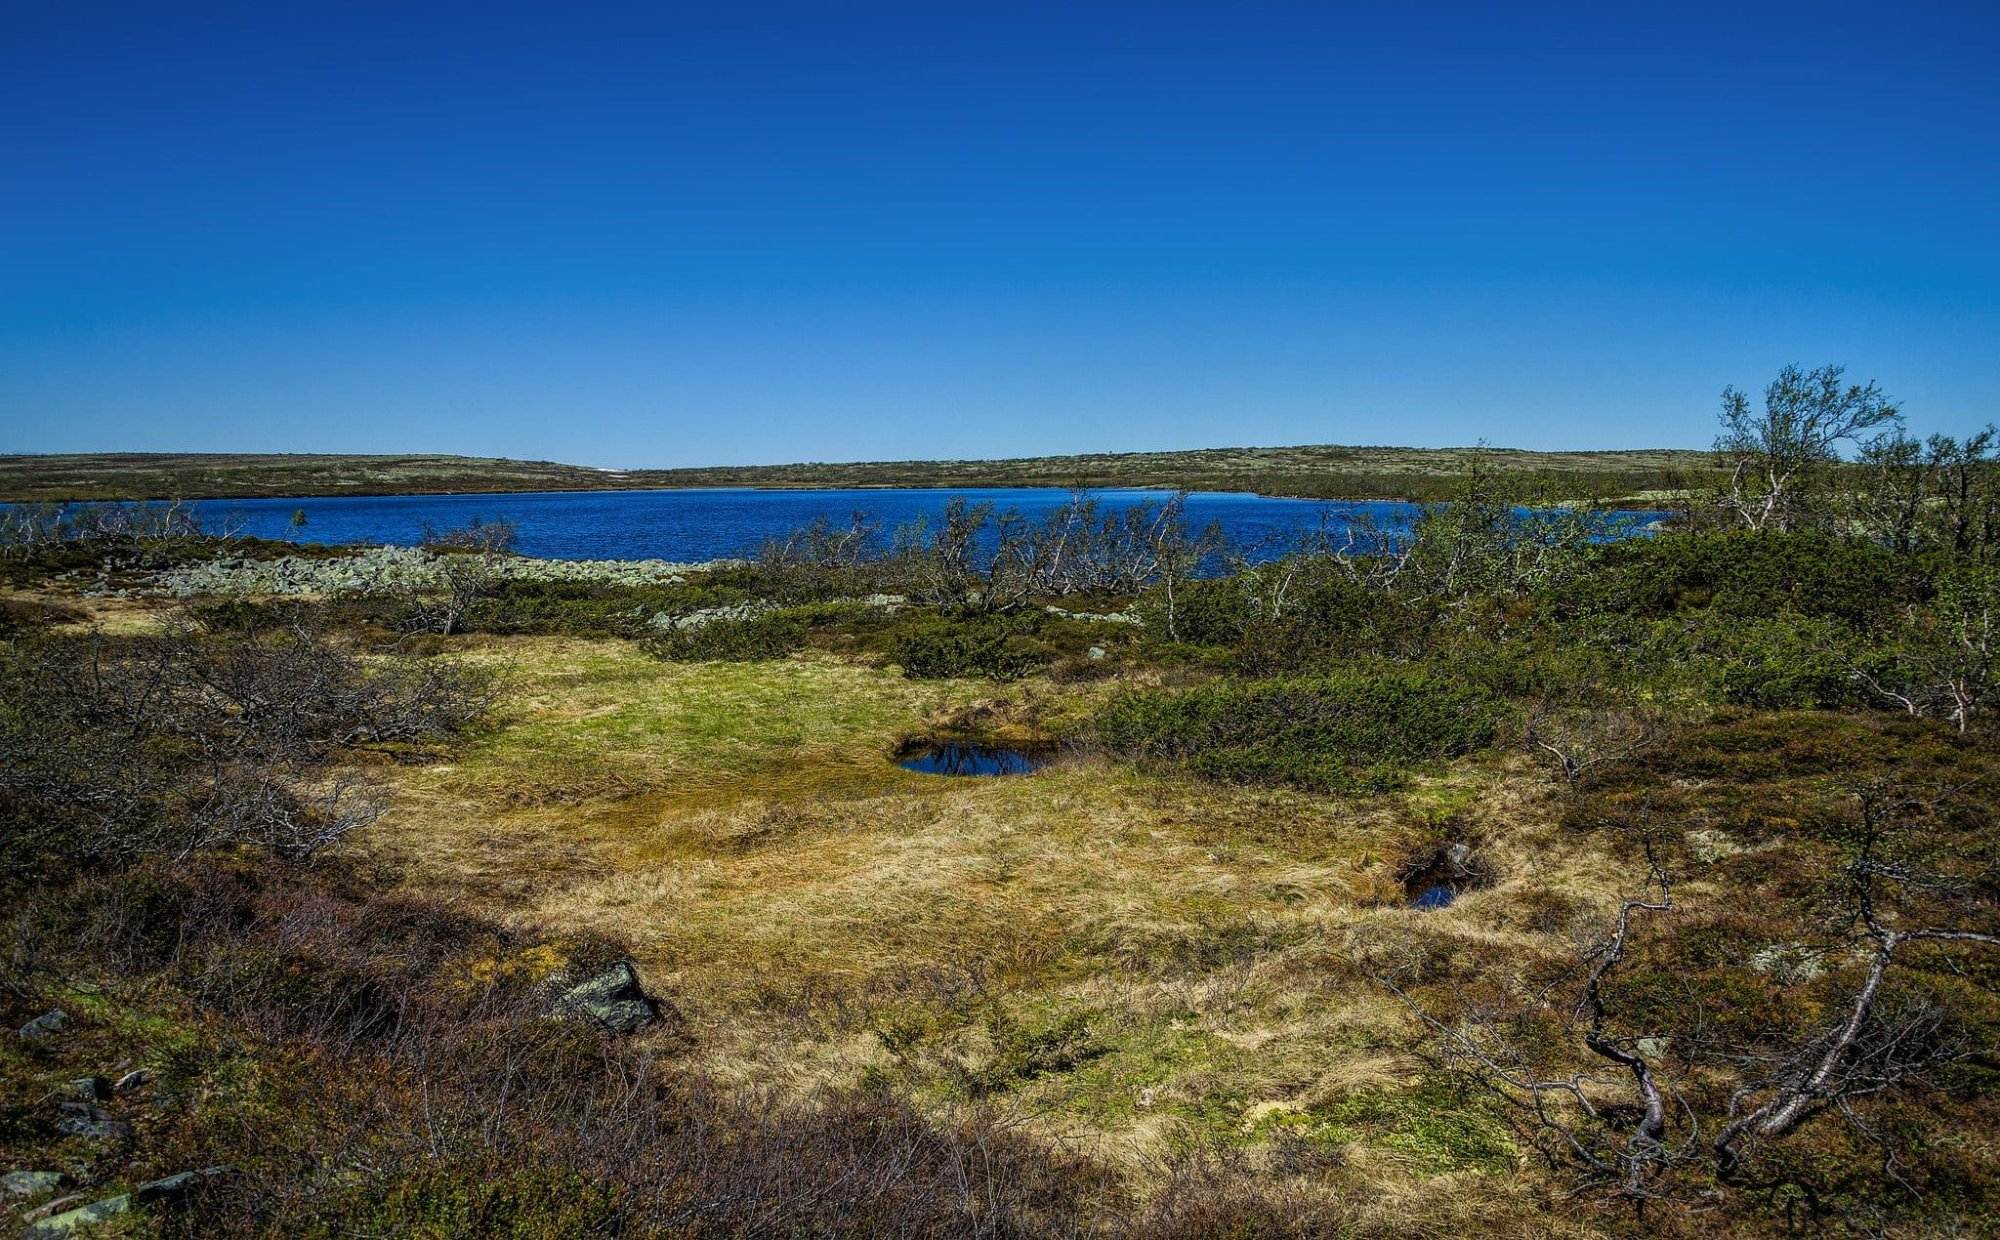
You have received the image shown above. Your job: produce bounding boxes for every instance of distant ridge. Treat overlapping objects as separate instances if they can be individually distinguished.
[0,445,1714,504]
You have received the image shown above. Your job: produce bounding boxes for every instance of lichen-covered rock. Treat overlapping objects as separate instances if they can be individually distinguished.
[23,1193,128,1236]
[1043,605,1143,625]
[555,960,662,1034]
[649,601,776,631]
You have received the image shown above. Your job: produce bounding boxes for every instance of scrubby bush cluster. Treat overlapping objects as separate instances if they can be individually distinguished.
[0,618,490,889]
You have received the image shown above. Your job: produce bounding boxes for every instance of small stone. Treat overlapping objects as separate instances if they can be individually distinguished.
[113,1068,153,1093]
[3,1170,68,1199]
[23,1193,130,1236]
[134,1165,231,1206]
[64,1076,110,1102]
[18,1010,66,1042]
[1087,645,1107,660]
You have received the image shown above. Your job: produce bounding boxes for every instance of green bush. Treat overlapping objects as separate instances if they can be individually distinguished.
[642,608,811,662]
[1092,669,1502,791]
[1135,577,1257,645]
[1633,613,1867,710]
[1558,530,1916,626]
[1235,575,1431,674]
[889,617,1046,680]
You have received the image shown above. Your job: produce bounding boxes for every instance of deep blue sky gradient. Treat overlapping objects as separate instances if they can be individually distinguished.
[4,2,1996,465]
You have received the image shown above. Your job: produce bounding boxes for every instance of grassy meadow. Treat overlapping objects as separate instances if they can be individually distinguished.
[368,640,1550,1174]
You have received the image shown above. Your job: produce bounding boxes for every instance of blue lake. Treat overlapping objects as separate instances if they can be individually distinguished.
[178,487,1660,563]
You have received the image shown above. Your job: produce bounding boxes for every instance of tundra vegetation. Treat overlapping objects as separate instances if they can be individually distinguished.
[3,368,1998,1237]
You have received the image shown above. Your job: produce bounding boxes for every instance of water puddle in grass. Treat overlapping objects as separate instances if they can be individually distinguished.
[1409,884,1457,910]
[1401,842,1491,910]
[896,742,1052,777]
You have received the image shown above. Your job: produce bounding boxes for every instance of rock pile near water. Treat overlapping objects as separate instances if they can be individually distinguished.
[141,546,741,598]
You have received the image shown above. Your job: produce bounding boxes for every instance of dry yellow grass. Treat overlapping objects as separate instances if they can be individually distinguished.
[358,634,1644,1234]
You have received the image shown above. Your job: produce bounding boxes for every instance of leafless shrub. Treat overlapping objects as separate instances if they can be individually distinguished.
[0,498,213,555]
[1525,702,1664,791]
[421,516,517,554]
[0,618,491,882]
[756,490,1228,618]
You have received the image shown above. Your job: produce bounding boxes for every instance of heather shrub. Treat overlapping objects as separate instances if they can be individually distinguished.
[1092,669,1502,790]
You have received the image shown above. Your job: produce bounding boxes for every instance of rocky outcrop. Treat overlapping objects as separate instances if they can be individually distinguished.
[144,546,737,599]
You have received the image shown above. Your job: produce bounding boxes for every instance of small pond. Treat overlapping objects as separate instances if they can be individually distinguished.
[897,742,1053,777]
[1400,842,1491,910]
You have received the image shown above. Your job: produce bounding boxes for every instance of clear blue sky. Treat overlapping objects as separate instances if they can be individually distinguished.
[3,2,1996,466]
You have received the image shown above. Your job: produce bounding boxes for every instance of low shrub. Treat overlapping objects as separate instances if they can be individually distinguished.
[1557,530,1918,626]
[1634,612,1868,710]
[0,625,490,887]
[1135,576,1258,646]
[1091,669,1502,791]
[889,616,1047,680]
[642,607,811,662]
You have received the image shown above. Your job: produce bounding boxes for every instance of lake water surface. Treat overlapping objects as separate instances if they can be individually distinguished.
[182,488,1660,563]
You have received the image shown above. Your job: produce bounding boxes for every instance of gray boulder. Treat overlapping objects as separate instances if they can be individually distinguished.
[18,1010,66,1042]
[555,960,662,1034]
